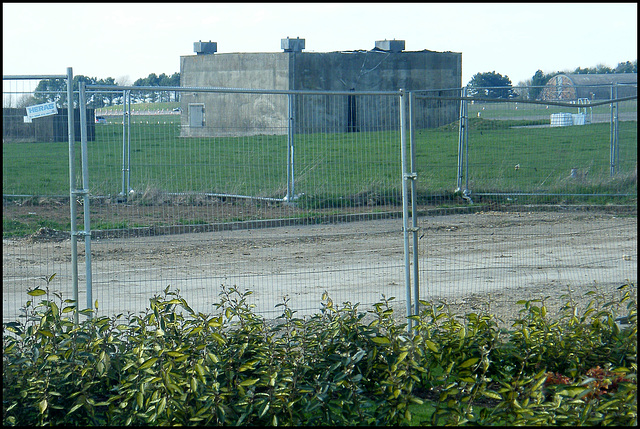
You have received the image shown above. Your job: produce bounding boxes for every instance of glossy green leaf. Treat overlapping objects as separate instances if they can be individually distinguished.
[190,377,198,392]
[459,357,480,368]
[425,340,438,353]
[38,329,54,338]
[211,332,226,345]
[38,399,48,414]
[195,363,206,377]
[157,396,166,414]
[396,351,409,364]
[371,336,391,345]
[139,357,158,370]
[66,402,84,416]
[239,378,259,387]
[481,390,502,400]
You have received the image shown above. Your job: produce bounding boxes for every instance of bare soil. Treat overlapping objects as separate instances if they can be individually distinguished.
[3,203,637,326]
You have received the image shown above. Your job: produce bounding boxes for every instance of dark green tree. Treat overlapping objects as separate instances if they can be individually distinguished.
[529,69,554,100]
[32,78,67,106]
[467,71,516,99]
[132,72,180,103]
[169,72,180,101]
[33,75,99,108]
[96,77,117,106]
[615,60,637,73]
[573,64,614,74]
[72,75,100,108]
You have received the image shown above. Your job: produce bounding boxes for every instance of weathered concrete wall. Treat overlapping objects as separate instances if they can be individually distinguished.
[292,50,461,91]
[180,53,291,89]
[179,53,290,137]
[291,50,461,132]
[179,49,461,136]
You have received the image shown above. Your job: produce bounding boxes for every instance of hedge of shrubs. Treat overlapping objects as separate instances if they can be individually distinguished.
[3,277,637,426]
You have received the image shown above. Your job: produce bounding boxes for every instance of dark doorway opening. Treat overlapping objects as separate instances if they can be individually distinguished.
[347,88,359,132]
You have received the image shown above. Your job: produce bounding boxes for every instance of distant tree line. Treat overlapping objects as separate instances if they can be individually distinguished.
[28,72,181,108]
[468,59,637,100]
[23,58,639,107]
[132,72,180,104]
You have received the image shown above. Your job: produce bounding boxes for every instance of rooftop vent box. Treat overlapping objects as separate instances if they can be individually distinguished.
[281,37,305,52]
[194,41,217,55]
[375,40,405,53]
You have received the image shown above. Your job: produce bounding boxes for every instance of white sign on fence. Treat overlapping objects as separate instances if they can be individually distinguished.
[25,101,58,119]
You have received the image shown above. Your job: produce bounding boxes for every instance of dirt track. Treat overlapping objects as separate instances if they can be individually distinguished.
[3,209,637,325]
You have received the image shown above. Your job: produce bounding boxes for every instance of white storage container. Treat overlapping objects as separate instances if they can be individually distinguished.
[572,113,586,126]
[550,113,573,127]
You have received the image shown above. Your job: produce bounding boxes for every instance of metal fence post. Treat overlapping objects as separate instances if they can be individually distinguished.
[286,93,295,202]
[465,107,470,197]
[400,89,413,331]
[614,84,619,176]
[66,67,80,326]
[409,91,420,317]
[609,85,619,177]
[127,89,132,193]
[456,87,468,192]
[120,89,133,196]
[79,82,93,317]
[120,90,127,196]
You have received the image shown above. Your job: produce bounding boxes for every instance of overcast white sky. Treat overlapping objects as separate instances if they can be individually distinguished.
[3,2,637,88]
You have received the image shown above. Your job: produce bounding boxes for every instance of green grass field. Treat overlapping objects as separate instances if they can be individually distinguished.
[467,99,638,119]
[96,101,180,114]
[3,116,637,202]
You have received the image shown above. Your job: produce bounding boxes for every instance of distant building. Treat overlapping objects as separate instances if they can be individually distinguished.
[539,73,637,101]
[2,108,95,143]
[179,38,462,137]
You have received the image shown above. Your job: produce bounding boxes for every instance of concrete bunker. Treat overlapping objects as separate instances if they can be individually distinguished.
[179,38,462,137]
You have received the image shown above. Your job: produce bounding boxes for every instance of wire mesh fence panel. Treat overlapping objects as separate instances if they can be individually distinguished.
[82,88,408,320]
[3,75,79,322]
[463,88,637,198]
[415,209,637,324]
[616,95,638,179]
[4,81,637,325]
[410,88,464,198]
[3,78,80,197]
[411,86,637,324]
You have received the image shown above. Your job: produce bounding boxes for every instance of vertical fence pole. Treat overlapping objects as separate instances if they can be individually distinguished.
[614,84,619,176]
[610,85,617,177]
[400,89,413,331]
[464,103,470,195]
[126,90,132,193]
[121,90,127,196]
[409,91,420,317]
[66,67,79,326]
[286,93,295,201]
[456,87,468,192]
[79,82,92,317]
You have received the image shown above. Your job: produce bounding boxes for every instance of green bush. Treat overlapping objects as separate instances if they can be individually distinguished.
[410,284,637,426]
[3,280,637,426]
